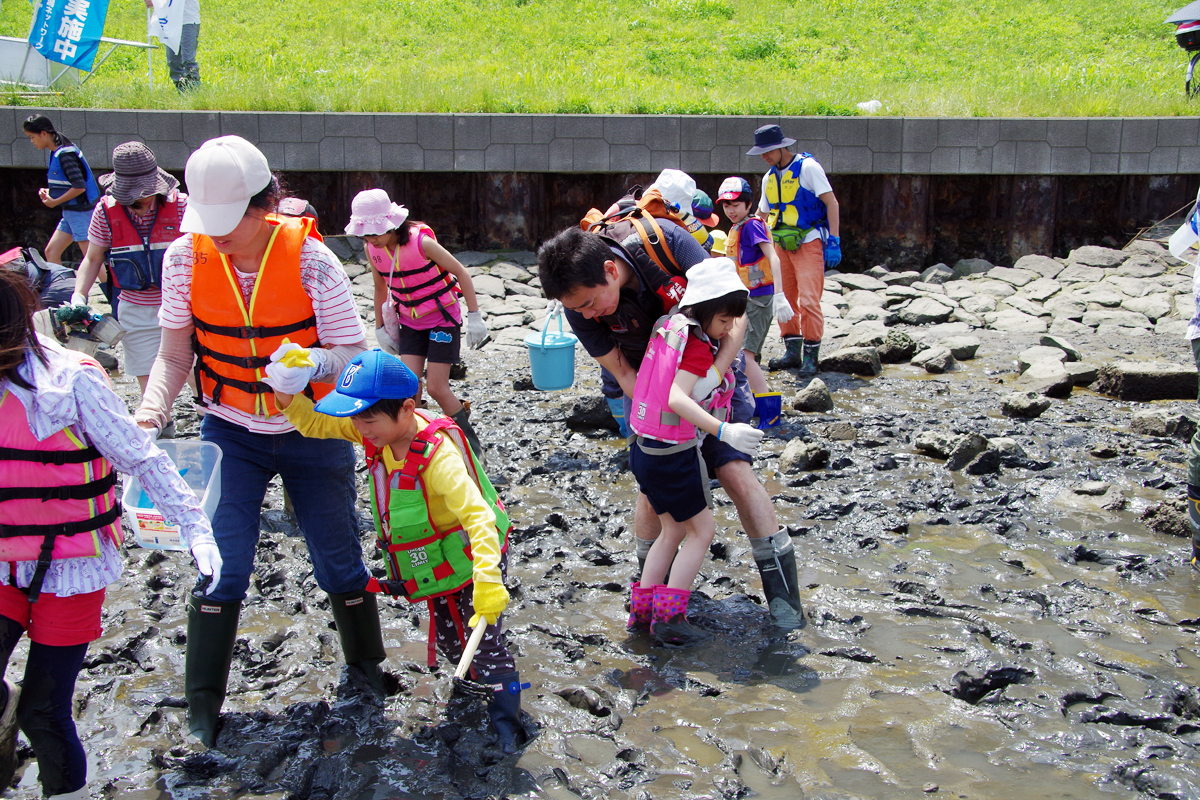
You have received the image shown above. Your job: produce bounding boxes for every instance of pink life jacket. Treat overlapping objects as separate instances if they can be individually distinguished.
[366,224,462,326]
[0,386,123,601]
[630,313,735,444]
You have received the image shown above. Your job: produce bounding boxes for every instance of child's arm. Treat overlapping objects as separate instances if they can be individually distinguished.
[423,441,504,585]
[760,240,793,323]
[370,258,389,333]
[423,237,480,314]
[712,315,747,377]
[760,240,781,281]
[276,392,364,444]
[668,369,763,454]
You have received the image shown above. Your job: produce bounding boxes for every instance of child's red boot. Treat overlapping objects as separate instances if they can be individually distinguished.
[650,586,711,647]
[628,581,655,630]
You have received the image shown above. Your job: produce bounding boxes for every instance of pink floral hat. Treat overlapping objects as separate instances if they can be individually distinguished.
[345,189,410,237]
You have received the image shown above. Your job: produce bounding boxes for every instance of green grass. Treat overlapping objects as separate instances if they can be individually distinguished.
[0,0,1193,115]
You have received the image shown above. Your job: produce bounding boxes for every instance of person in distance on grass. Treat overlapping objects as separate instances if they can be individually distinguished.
[749,124,841,377]
[346,189,489,462]
[0,268,217,799]
[538,224,807,632]
[627,259,761,647]
[716,175,790,428]
[267,347,529,754]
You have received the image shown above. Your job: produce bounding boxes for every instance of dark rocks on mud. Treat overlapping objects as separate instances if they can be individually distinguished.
[793,378,834,412]
[819,346,881,376]
[1140,500,1191,538]
[945,433,990,471]
[1131,409,1198,442]
[877,330,917,363]
[565,396,620,432]
[1095,361,1199,401]
[1002,391,1052,419]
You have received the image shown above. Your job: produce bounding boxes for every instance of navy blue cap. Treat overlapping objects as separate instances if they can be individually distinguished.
[746,124,796,156]
[314,349,419,417]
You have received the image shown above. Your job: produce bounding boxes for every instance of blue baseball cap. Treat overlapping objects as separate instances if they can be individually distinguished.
[691,189,719,227]
[313,349,420,417]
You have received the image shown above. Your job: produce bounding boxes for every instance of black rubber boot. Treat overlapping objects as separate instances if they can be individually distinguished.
[328,589,387,695]
[0,679,20,790]
[768,336,803,371]
[185,595,242,747]
[797,341,821,378]
[450,408,485,467]
[754,539,806,630]
[485,672,529,754]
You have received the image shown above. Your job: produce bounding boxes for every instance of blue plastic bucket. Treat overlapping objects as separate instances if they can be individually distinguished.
[524,313,578,390]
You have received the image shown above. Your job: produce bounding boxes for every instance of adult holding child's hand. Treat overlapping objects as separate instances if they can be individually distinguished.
[134,135,384,747]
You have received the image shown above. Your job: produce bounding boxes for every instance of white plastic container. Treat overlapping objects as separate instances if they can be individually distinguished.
[122,440,222,550]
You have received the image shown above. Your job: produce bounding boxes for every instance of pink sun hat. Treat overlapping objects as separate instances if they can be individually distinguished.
[345,189,410,237]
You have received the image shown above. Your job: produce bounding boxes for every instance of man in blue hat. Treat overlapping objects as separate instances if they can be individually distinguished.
[748,124,841,376]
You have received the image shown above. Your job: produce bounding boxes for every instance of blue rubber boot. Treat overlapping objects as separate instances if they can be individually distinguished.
[1189,485,1200,570]
[485,672,530,754]
[753,392,782,429]
[606,396,630,438]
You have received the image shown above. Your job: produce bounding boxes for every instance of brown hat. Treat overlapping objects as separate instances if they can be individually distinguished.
[98,141,178,205]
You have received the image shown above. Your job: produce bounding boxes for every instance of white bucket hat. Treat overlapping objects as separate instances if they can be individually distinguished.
[180,135,272,237]
[679,258,747,307]
[345,189,410,237]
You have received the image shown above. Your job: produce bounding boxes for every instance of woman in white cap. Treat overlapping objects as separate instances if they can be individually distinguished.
[134,135,385,747]
[625,257,763,647]
[73,141,188,416]
[345,188,488,460]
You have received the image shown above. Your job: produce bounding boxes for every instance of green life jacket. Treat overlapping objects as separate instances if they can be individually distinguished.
[366,410,510,601]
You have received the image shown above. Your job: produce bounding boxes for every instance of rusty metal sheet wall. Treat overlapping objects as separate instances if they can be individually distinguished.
[2,169,1195,269]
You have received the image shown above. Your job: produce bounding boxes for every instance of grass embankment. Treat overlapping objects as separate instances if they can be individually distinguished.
[0,0,1192,115]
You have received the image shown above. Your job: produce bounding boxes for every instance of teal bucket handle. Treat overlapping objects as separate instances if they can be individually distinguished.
[540,306,564,352]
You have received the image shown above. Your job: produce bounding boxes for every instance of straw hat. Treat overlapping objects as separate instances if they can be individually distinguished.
[98,141,178,205]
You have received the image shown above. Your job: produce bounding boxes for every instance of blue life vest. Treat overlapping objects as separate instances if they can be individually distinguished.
[763,153,828,232]
[47,146,99,212]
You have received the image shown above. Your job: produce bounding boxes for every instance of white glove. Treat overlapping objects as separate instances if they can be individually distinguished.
[465,311,488,349]
[70,292,88,308]
[191,540,223,595]
[545,299,564,319]
[375,325,397,353]
[772,292,795,325]
[718,422,764,455]
[263,342,322,394]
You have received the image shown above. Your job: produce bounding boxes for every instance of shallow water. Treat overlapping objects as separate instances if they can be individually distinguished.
[8,322,1200,800]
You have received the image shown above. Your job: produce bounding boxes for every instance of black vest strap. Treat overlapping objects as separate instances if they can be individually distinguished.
[0,445,102,466]
[193,340,271,370]
[0,471,116,503]
[192,314,316,340]
[0,502,121,540]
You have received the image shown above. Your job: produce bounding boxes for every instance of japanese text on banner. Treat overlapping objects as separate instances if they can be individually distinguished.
[28,0,112,73]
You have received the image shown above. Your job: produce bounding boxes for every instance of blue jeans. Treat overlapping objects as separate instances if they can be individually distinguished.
[201,414,369,602]
[166,23,200,85]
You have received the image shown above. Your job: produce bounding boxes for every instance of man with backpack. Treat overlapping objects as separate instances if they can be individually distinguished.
[537,195,806,632]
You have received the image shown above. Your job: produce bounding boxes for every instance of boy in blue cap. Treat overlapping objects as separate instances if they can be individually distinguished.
[748,124,841,377]
[268,346,528,754]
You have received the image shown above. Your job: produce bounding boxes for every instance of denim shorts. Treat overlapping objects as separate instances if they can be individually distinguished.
[56,208,94,242]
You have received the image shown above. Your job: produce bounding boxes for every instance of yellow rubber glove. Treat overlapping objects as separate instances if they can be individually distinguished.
[278,338,314,369]
[468,580,510,627]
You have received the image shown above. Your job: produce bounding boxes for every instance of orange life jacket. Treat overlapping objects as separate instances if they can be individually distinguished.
[190,215,333,417]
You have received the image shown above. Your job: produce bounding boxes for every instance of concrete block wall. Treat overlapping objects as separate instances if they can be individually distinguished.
[3,108,1198,175]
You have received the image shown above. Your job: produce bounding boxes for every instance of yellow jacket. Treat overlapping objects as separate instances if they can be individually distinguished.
[281,396,502,584]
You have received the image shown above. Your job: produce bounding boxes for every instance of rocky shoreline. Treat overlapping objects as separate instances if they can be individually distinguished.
[16,239,1200,800]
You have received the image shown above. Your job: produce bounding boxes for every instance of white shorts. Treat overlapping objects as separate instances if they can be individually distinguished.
[118,301,163,377]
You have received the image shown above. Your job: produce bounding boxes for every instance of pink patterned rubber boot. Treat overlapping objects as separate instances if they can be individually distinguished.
[628,581,655,630]
[650,586,711,647]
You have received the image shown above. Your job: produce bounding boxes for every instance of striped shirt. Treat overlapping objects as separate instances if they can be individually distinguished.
[158,234,365,434]
[87,194,188,307]
[0,339,213,597]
